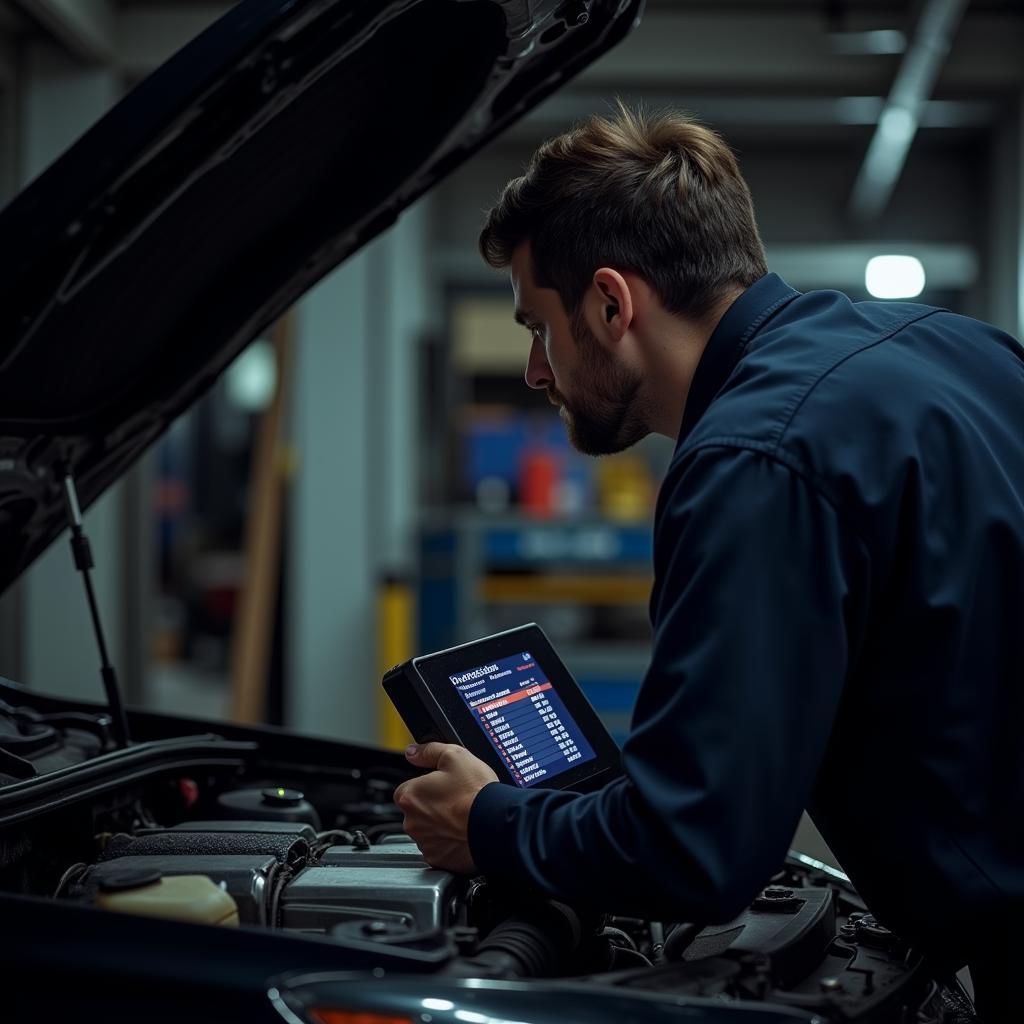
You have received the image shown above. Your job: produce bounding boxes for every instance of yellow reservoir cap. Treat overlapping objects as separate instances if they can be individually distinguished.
[96,874,240,927]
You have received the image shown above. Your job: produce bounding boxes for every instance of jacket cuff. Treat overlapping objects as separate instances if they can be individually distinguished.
[468,780,531,878]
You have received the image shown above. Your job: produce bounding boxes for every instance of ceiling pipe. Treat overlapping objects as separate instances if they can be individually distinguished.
[848,0,970,223]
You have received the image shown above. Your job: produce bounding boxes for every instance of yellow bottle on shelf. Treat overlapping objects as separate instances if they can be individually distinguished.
[595,456,654,522]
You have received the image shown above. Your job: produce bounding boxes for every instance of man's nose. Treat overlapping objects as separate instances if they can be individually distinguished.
[525,336,553,390]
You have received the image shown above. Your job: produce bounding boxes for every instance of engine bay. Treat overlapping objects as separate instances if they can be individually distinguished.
[0,688,977,1022]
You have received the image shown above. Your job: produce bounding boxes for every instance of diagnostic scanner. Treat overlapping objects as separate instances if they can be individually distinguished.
[382,623,620,792]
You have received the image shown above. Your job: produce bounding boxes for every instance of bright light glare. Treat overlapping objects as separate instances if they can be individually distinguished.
[226,338,277,412]
[422,1001,455,1012]
[878,107,915,146]
[865,255,926,299]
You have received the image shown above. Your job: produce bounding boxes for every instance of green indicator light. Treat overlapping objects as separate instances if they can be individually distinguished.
[278,788,286,797]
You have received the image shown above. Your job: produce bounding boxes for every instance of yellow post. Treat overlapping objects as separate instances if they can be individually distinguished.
[378,575,415,749]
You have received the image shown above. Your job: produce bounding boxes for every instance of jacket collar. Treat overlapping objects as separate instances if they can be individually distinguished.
[677,273,800,444]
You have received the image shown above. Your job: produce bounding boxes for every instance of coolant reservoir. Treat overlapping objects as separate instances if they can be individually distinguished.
[95,870,239,927]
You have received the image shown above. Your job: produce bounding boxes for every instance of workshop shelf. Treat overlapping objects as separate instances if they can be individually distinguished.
[418,512,654,739]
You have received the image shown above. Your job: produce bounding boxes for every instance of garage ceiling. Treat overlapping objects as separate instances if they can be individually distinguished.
[1,1,1020,98]
[0,0,1021,239]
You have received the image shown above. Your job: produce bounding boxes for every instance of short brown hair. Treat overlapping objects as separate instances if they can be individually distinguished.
[479,103,767,321]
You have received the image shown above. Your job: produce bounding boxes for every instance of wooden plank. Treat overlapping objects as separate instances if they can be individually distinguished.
[229,318,293,724]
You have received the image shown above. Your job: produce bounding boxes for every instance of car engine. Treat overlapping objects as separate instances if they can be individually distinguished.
[0,691,977,1022]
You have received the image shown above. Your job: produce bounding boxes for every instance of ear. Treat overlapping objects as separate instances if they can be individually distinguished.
[589,267,634,343]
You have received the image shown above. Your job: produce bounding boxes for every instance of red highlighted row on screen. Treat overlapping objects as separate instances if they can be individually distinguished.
[474,682,553,716]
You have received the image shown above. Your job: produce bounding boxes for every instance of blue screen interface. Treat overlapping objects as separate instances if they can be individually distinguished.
[449,651,596,787]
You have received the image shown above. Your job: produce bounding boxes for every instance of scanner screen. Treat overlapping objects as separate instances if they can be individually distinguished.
[449,650,596,787]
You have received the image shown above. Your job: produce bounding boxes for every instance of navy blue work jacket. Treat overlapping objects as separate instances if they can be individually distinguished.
[468,273,1024,968]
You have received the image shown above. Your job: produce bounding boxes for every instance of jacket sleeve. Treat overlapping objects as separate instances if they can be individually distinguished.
[467,445,870,920]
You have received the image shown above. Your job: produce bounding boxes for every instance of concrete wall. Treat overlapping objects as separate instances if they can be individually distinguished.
[287,202,433,742]
[989,93,1024,338]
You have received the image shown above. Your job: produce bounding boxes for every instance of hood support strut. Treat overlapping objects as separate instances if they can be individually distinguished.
[58,463,130,750]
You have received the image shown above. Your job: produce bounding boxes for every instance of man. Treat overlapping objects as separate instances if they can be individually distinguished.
[393,105,1023,1017]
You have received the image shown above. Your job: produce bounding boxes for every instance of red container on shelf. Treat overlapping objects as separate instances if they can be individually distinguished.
[520,448,560,518]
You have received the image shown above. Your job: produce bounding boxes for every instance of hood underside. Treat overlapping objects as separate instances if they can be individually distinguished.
[0,0,642,592]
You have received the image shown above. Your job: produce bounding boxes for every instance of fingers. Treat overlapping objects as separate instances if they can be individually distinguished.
[390,747,492,875]
[392,749,437,809]
[404,741,457,769]
[393,744,498,821]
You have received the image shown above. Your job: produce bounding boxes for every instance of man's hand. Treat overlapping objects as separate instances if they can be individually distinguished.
[393,743,499,873]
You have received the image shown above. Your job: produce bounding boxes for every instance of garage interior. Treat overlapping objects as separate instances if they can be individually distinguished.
[0,0,1021,873]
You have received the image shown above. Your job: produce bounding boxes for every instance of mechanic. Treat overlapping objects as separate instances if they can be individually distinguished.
[393,105,1023,1019]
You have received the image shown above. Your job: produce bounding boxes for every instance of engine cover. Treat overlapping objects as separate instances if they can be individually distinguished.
[280,842,466,935]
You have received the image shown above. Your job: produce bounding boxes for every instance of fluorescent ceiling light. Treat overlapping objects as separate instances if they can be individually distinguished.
[865,255,926,299]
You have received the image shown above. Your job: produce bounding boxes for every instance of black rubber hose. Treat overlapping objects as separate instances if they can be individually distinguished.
[448,900,583,979]
[663,921,703,961]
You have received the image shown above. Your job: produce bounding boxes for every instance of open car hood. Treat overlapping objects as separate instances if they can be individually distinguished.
[0,0,642,592]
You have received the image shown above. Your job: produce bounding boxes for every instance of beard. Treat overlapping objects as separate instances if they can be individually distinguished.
[548,314,650,456]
